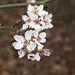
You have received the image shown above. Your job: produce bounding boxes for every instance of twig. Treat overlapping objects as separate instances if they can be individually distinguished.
[0,26,17,31]
[0,0,56,9]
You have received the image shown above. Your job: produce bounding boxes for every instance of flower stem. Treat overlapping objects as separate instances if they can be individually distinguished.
[0,0,56,9]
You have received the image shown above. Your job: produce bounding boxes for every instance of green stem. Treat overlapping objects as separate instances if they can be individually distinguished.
[35,48,40,52]
[0,0,56,9]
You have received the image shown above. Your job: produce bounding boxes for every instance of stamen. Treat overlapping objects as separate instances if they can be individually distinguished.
[34,19,39,24]
[37,36,41,40]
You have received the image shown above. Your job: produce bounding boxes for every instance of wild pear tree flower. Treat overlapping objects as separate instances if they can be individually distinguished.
[40,49,51,56]
[12,35,25,50]
[27,0,36,3]
[28,52,41,61]
[40,14,53,30]
[18,49,25,58]
[27,4,48,16]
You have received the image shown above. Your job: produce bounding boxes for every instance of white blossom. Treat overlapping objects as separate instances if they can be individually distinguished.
[18,49,25,58]
[41,49,51,56]
[12,35,24,50]
[28,53,41,61]
[28,53,35,61]
[40,14,53,30]
[27,4,48,16]
[27,0,36,3]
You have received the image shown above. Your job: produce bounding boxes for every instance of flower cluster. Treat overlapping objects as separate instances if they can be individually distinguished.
[12,4,53,61]
[22,4,53,31]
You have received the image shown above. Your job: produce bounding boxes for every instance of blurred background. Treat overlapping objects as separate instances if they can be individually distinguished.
[0,0,75,75]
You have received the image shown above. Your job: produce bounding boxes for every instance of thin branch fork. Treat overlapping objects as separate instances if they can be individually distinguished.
[0,26,17,31]
[0,0,56,9]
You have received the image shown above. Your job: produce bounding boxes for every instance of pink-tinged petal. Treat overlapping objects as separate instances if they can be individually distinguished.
[38,11,48,16]
[29,21,35,28]
[22,23,28,30]
[33,31,39,38]
[27,4,34,12]
[35,53,41,61]
[27,0,36,3]
[34,19,39,24]
[18,49,25,58]
[40,39,46,43]
[22,15,28,22]
[37,5,43,12]
[28,54,35,61]
[14,35,24,43]
[25,31,32,40]
[42,49,51,56]
[37,36,41,40]
[39,32,46,39]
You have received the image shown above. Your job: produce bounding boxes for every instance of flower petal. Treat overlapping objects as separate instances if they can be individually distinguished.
[37,5,43,12]
[22,23,28,30]
[28,54,35,61]
[38,10,48,16]
[34,24,42,30]
[39,32,46,39]
[46,14,53,19]
[27,41,36,52]
[27,0,36,3]
[29,21,35,28]
[48,23,54,28]
[25,31,32,40]
[27,4,34,12]
[27,11,38,20]
[38,44,44,50]
[14,35,24,43]
[33,31,39,38]
[35,53,41,61]
[33,39,44,50]
[12,42,24,50]
[43,49,51,56]
[18,49,25,58]
[22,15,28,22]
[40,38,46,43]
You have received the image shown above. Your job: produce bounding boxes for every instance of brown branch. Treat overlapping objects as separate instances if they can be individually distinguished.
[0,0,56,9]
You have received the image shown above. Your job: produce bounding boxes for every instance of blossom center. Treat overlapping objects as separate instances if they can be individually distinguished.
[24,40,27,43]
[44,20,47,24]
[26,19,31,23]
[34,19,39,24]
[30,56,34,58]
[37,36,41,40]
[34,10,38,14]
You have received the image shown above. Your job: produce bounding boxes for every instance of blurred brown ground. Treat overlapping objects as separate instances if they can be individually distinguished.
[0,0,75,75]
